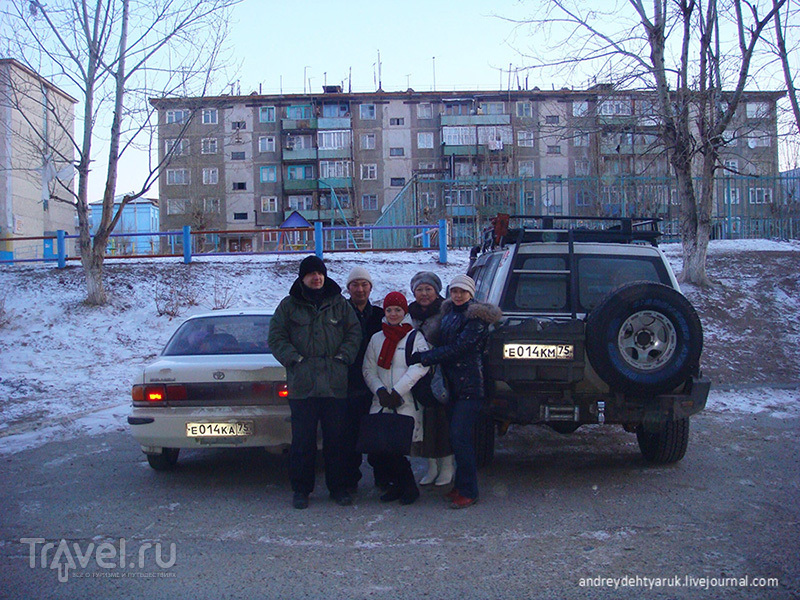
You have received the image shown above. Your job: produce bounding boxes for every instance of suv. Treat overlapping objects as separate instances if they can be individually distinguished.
[468,215,709,465]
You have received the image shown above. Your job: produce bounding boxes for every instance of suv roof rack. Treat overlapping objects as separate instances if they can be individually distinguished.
[481,214,662,250]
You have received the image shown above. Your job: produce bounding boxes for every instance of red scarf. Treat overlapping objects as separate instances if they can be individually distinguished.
[377,323,413,369]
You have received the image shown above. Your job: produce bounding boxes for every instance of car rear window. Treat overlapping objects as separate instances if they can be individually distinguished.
[502,254,668,313]
[163,315,272,355]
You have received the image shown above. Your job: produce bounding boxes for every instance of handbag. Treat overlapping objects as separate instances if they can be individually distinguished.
[356,408,415,455]
[405,330,450,407]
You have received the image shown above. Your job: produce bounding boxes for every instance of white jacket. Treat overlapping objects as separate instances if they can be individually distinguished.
[362,314,430,442]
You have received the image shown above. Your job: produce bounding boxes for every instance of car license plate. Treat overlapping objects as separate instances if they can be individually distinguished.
[503,343,574,360]
[185,421,254,437]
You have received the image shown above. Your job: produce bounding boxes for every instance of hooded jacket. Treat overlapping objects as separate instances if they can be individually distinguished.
[362,314,430,442]
[418,298,502,398]
[268,277,361,399]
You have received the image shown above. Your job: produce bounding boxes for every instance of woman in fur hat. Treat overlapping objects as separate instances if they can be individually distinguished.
[408,275,502,509]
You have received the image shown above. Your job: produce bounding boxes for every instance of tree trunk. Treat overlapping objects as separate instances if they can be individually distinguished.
[82,246,107,305]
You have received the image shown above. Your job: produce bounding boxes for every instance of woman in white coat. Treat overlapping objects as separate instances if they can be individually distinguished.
[362,291,430,505]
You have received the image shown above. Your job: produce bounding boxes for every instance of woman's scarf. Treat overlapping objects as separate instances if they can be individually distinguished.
[408,296,443,323]
[377,322,413,369]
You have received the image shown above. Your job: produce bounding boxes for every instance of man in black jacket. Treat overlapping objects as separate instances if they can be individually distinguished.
[269,256,361,509]
[343,266,386,491]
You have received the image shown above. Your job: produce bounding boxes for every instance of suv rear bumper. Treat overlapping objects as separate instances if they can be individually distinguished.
[486,375,710,426]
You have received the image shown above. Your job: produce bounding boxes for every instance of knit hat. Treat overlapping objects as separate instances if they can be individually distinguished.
[448,274,476,297]
[410,271,442,295]
[298,255,327,279]
[346,266,372,286]
[383,291,409,313]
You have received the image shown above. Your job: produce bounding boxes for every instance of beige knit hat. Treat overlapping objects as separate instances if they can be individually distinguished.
[448,274,476,297]
[346,266,372,286]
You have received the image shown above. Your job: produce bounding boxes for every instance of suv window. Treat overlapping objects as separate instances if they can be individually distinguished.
[501,254,668,313]
[471,252,504,302]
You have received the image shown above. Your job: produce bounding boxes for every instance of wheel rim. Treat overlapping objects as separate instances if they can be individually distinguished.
[617,310,677,371]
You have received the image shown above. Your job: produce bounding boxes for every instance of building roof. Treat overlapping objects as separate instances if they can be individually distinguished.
[0,58,78,104]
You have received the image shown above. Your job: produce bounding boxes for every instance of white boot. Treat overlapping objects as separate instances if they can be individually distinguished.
[434,455,455,486]
[419,458,439,486]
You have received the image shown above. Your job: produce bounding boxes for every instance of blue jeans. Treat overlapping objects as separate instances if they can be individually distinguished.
[448,394,481,500]
[289,397,348,496]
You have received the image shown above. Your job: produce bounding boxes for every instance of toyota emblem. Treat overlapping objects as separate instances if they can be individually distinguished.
[213,371,225,380]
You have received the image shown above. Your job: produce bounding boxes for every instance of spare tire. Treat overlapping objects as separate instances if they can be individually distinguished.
[586,282,702,396]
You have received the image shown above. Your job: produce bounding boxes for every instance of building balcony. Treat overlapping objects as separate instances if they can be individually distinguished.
[283,178,318,191]
[445,205,478,217]
[318,177,353,189]
[441,114,511,126]
[443,144,514,157]
[282,118,317,130]
[282,147,318,161]
[318,148,351,160]
[318,117,351,129]
[284,208,354,222]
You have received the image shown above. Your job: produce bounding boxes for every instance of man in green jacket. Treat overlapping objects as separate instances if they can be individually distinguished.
[269,255,361,509]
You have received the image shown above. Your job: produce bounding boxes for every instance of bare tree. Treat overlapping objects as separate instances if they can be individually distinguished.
[1,0,239,304]
[506,0,784,285]
[771,0,800,137]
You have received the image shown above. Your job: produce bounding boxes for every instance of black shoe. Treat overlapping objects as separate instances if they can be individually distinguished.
[380,485,403,503]
[345,485,358,495]
[331,492,353,506]
[292,493,309,510]
[399,485,420,505]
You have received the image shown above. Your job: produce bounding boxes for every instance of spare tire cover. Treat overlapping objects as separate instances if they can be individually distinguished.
[585,281,702,396]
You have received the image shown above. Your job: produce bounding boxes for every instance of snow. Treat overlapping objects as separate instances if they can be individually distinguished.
[0,243,798,456]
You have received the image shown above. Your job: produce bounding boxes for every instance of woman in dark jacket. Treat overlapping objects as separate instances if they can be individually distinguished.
[407,272,453,487]
[409,274,501,509]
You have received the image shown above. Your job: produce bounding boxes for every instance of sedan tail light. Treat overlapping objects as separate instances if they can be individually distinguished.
[132,384,188,405]
[277,383,289,399]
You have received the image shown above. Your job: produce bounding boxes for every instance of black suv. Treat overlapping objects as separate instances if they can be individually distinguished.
[468,215,709,465]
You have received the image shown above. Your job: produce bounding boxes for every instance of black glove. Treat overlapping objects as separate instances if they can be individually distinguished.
[376,387,392,408]
[333,354,347,364]
[387,390,403,409]
[408,352,423,366]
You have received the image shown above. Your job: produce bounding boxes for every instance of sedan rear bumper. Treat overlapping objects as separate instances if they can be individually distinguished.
[128,405,292,452]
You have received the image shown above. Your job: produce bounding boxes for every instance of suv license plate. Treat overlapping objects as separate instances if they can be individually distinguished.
[186,421,254,437]
[503,343,574,360]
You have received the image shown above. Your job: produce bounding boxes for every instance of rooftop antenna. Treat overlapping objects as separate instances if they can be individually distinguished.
[324,71,327,87]
[406,74,411,88]
[348,67,352,93]
[377,50,382,90]
[280,75,283,95]
[432,57,436,91]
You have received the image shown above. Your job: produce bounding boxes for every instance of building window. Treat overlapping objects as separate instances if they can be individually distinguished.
[361,164,377,180]
[598,98,632,116]
[288,195,313,211]
[417,103,433,119]
[202,168,218,185]
[231,151,246,160]
[516,102,532,118]
[517,130,535,147]
[361,194,378,211]
[445,189,474,205]
[259,136,276,153]
[519,160,535,177]
[261,196,279,212]
[445,103,469,116]
[545,115,560,125]
[389,117,405,126]
[318,130,351,150]
[417,132,434,149]
[203,198,220,213]
[573,101,589,117]
[723,159,739,173]
[231,121,246,130]
[360,104,376,120]
[233,212,248,221]
[443,126,476,146]
[723,188,741,204]
[746,102,770,119]
[166,109,189,124]
[166,199,187,214]
[574,159,590,176]
[286,105,313,120]
[166,168,190,185]
[165,139,189,156]
[260,165,278,182]
[201,138,217,154]
[574,131,590,147]
[286,134,312,150]
[575,189,593,206]
[389,147,405,157]
[479,102,504,115]
[420,192,437,209]
[360,133,376,150]
[201,109,218,124]
[287,165,314,180]
[259,106,276,123]
[748,188,773,204]
[747,130,771,148]
[390,177,405,187]
[319,160,351,178]
[722,130,739,147]
[232,181,247,191]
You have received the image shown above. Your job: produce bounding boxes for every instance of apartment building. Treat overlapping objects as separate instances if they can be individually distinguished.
[151,85,782,250]
[0,58,76,261]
